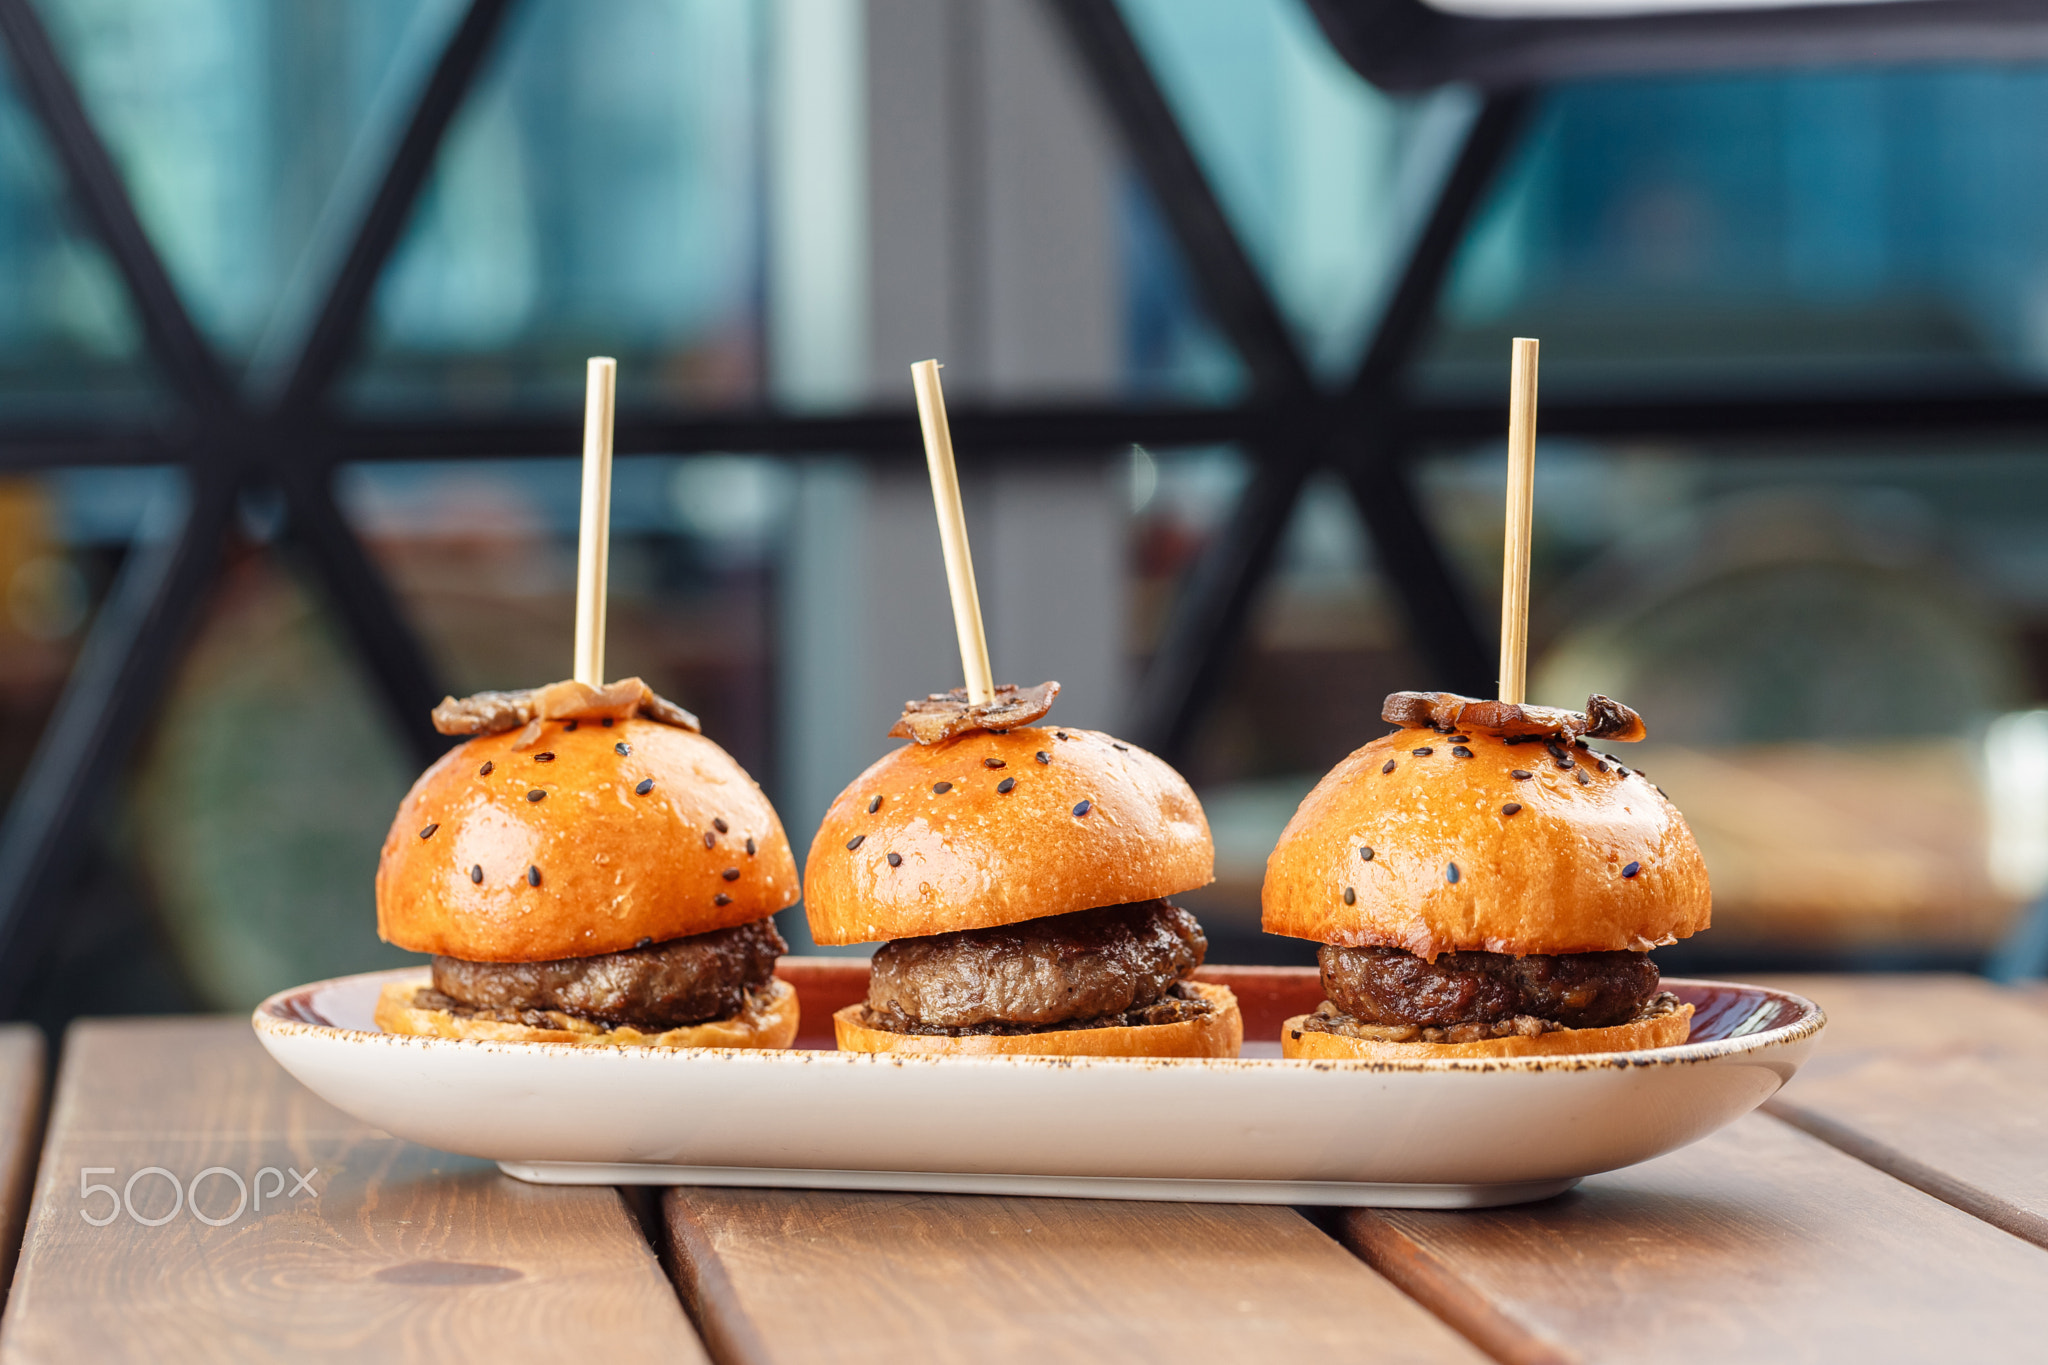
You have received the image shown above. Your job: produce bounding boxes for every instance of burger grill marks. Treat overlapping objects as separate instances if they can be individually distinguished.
[862,899,1209,1035]
[422,917,785,1029]
[1317,944,1660,1032]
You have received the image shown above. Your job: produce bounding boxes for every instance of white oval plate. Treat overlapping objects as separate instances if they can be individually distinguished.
[253,961,1822,1208]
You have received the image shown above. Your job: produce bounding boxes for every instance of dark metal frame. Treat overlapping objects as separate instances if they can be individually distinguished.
[1,0,2046,1002]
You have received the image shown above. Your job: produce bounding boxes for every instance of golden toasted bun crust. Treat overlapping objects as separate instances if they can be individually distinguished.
[372,976,799,1049]
[377,718,799,962]
[1280,1001,1692,1061]
[804,727,1213,944]
[1262,726,1709,957]
[832,982,1241,1058]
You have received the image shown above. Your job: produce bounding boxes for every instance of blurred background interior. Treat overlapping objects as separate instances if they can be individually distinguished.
[3,0,2048,1030]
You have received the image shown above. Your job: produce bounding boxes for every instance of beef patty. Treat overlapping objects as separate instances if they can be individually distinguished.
[431,917,785,1029]
[1319,944,1658,1029]
[866,899,1206,1030]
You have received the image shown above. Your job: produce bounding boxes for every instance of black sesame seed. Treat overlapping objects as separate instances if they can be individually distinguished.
[1343,887,1356,906]
[984,757,1006,769]
[634,936,653,950]
[526,789,546,802]
[635,778,654,795]
[997,777,1016,794]
[1545,741,1570,762]
[1445,863,1460,884]
[1036,751,1051,764]
[602,718,614,727]
[527,865,541,887]
[1412,747,1434,757]
[566,720,578,731]
[1595,760,1610,773]
[868,795,883,813]
[1291,1030,1303,1041]
[1558,757,1576,770]
[745,837,756,856]
[722,867,740,881]
[1617,766,1631,778]
[1056,732,1069,741]
[714,818,728,833]
[470,864,483,884]
[887,852,902,867]
[1511,769,1533,780]
[1622,861,1641,878]
[1112,743,1128,752]
[933,781,953,794]
[534,752,555,762]
[1574,737,1590,750]
[419,823,438,840]
[714,893,731,907]
[1451,746,1473,758]
[1574,769,1591,786]
[1656,786,1668,797]
[1360,847,1374,861]
[703,832,716,849]
[1502,802,1522,816]
[1073,800,1092,817]
[846,834,865,851]
[1382,760,1397,774]
[479,761,494,776]
[615,742,630,756]
[1447,735,1470,744]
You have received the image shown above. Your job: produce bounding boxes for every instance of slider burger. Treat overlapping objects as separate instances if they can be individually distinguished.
[805,682,1241,1057]
[374,677,803,1048]
[1263,690,1709,1060]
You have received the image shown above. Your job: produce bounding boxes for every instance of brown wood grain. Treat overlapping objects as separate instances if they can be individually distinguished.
[1340,1113,2048,1365]
[664,1186,1489,1365]
[0,1027,45,1304]
[1753,973,2048,1246]
[0,1018,703,1364]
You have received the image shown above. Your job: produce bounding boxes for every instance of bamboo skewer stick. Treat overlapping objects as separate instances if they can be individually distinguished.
[574,356,617,687]
[1499,337,1539,706]
[911,359,995,705]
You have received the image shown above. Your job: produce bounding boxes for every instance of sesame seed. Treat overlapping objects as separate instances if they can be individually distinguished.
[527,865,540,886]
[634,936,653,950]
[868,795,883,813]
[1451,746,1473,758]
[1574,769,1591,786]
[1511,769,1533,780]
[1036,751,1051,764]
[635,778,654,795]
[1617,766,1631,778]
[566,720,578,731]
[714,893,731,907]
[615,742,630,756]
[1056,732,1069,741]
[887,852,902,867]
[703,832,716,849]
[933,781,953,794]
[984,758,1006,769]
[1574,737,1590,750]
[1447,735,1470,744]
[1445,863,1460,884]
[997,777,1016,794]
[1343,887,1356,906]
[526,789,546,802]
[846,834,865,851]
[1622,861,1641,878]
[602,718,614,727]
[419,823,438,839]
[1382,760,1397,774]
[1112,743,1128,752]
[478,761,493,776]
[714,818,728,833]
[1412,747,1434,757]
[1657,786,1668,797]
[1502,802,1522,816]
[534,752,555,762]
[1595,760,1610,773]
[470,864,483,884]
[1360,847,1374,861]
[745,837,756,855]
[722,867,740,881]
[1073,800,1092,817]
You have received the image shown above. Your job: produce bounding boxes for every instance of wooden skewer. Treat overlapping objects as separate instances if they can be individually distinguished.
[574,356,617,687]
[1499,337,1539,706]
[910,359,995,705]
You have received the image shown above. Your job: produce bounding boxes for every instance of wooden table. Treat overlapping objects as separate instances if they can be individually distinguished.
[0,977,2042,1363]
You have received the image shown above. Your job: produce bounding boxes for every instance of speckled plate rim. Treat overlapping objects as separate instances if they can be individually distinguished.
[254,969,1823,1075]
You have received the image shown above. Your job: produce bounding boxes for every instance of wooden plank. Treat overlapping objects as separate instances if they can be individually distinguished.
[665,1187,1489,1365]
[1753,973,2048,1246]
[0,1018,704,1364]
[1339,1113,2048,1365]
[0,1027,45,1302]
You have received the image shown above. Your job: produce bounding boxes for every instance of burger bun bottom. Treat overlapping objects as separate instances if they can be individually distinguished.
[374,976,799,1049]
[1280,1000,1692,1061]
[834,981,1241,1058]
